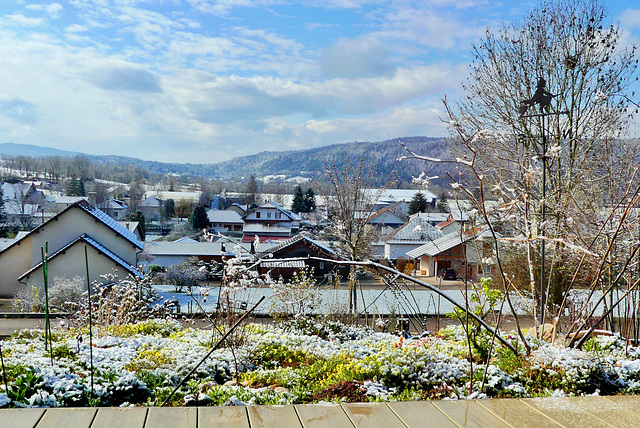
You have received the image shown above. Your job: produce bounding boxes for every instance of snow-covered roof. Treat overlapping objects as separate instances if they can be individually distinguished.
[261,233,338,257]
[78,203,144,250]
[56,196,88,204]
[138,195,164,207]
[406,230,477,258]
[383,217,443,243]
[364,188,438,203]
[99,199,128,209]
[0,239,15,252]
[173,236,198,243]
[19,234,142,280]
[1,182,34,200]
[207,209,244,224]
[143,241,225,256]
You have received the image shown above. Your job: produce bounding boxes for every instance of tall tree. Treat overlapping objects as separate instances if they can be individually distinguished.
[408,192,429,215]
[191,204,209,230]
[304,187,316,212]
[291,185,305,213]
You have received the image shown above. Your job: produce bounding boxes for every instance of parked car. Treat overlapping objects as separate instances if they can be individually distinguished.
[437,268,458,280]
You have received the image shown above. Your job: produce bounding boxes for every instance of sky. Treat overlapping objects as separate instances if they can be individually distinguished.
[0,1,639,163]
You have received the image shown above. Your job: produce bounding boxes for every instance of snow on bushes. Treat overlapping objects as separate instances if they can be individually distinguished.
[2,318,640,407]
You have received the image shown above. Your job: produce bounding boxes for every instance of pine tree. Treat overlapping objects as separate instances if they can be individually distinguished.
[407,192,428,215]
[303,187,316,212]
[245,175,258,205]
[291,185,305,213]
[191,205,209,230]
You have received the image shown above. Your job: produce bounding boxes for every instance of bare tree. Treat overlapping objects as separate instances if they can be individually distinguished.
[423,0,640,339]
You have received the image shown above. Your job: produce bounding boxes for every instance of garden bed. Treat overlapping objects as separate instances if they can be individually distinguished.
[1,317,640,408]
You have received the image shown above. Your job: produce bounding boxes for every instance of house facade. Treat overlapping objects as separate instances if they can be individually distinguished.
[0,201,143,297]
[206,209,244,233]
[381,216,443,260]
[98,199,128,220]
[242,201,301,243]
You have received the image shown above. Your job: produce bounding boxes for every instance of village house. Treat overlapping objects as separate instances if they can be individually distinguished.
[137,195,165,221]
[381,216,443,260]
[0,201,143,297]
[242,201,301,243]
[97,198,128,220]
[406,228,487,278]
[206,209,244,234]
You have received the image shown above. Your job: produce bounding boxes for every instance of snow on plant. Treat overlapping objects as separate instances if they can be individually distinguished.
[269,268,322,320]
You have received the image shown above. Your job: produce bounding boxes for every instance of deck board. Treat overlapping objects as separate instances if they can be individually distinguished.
[341,403,407,428]
[145,407,197,428]
[432,400,511,427]
[0,408,45,428]
[247,404,303,428]
[521,397,617,428]
[551,396,640,428]
[387,401,458,427]
[34,408,97,428]
[197,406,249,428]
[91,407,147,428]
[477,398,561,427]
[295,403,354,428]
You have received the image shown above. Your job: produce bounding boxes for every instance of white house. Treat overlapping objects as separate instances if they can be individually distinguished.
[381,216,443,260]
[242,201,301,243]
[206,209,244,233]
[0,201,143,297]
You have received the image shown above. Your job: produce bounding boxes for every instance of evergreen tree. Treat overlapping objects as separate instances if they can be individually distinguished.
[191,204,209,230]
[66,179,85,196]
[407,192,428,215]
[291,185,305,213]
[303,187,316,213]
[437,192,450,213]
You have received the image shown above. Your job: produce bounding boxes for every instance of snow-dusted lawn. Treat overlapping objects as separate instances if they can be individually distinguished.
[1,318,640,408]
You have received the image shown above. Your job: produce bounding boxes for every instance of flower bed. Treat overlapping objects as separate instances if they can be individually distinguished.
[1,318,640,407]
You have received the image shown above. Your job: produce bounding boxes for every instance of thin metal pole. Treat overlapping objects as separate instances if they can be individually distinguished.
[540,114,547,327]
[84,245,94,397]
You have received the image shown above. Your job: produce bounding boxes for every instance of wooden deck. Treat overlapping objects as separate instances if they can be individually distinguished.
[1,395,637,427]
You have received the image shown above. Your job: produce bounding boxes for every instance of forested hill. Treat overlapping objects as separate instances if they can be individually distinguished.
[0,137,454,185]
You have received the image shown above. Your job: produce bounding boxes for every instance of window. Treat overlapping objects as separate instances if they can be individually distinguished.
[276,212,281,219]
[267,212,272,218]
[256,212,261,218]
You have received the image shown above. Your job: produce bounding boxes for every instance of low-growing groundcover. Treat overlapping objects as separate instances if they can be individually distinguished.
[1,318,640,408]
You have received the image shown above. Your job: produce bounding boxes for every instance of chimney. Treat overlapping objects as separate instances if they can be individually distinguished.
[88,191,97,207]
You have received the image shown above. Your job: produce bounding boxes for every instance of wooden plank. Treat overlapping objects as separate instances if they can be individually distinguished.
[341,403,406,428]
[247,405,302,428]
[198,406,249,428]
[387,401,457,428]
[145,407,196,428]
[0,408,45,428]
[91,407,147,428]
[556,396,640,428]
[521,397,617,428]
[35,408,96,428]
[432,400,510,427]
[295,403,354,428]
[477,399,561,427]
[605,394,640,414]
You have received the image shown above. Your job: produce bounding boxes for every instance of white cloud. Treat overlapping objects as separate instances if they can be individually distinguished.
[6,14,44,26]
[620,8,640,31]
[65,24,88,33]
[26,3,64,17]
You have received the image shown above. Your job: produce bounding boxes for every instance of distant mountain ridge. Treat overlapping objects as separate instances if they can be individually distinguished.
[0,137,452,185]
